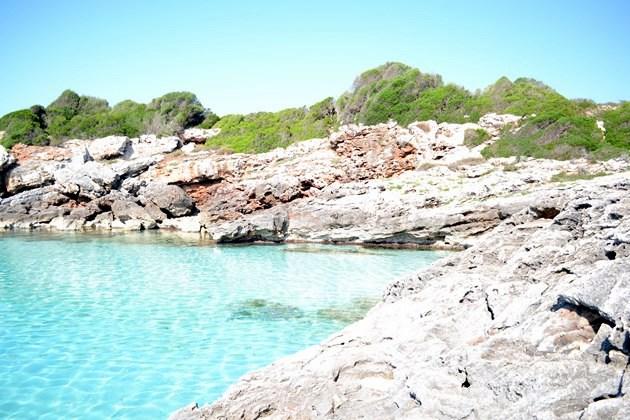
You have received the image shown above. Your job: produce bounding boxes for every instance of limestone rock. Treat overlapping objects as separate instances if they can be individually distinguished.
[477,113,522,137]
[124,135,180,159]
[110,199,156,230]
[0,145,15,173]
[160,215,202,232]
[205,209,289,242]
[173,178,630,419]
[87,135,130,160]
[147,155,220,184]
[4,161,63,194]
[54,161,118,199]
[180,128,220,144]
[141,182,194,217]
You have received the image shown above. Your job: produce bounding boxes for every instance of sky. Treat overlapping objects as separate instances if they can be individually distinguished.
[1,0,629,117]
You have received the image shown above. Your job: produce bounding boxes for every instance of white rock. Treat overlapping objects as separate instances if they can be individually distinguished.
[88,136,130,160]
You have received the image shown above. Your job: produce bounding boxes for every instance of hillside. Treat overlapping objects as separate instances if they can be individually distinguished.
[0,63,628,160]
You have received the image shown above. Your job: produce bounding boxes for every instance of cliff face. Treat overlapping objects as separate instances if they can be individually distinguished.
[0,115,627,251]
[171,175,630,419]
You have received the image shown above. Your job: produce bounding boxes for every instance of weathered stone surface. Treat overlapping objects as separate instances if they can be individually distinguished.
[204,209,289,242]
[147,155,220,184]
[124,135,180,159]
[110,199,156,230]
[172,176,630,419]
[141,182,194,217]
[1,115,629,252]
[10,143,72,162]
[87,136,130,160]
[180,128,220,144]
[54,161,118,199]
[160,215,202,232]
[0,145,15,173]
[4,161,63,194]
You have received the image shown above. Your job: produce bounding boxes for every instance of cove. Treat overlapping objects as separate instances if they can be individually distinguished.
[0,232,445,419]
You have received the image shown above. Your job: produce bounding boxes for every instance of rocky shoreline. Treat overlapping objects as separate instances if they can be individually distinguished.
[171,174,630,419]
[1,114,628,250]
[2,113,630,418]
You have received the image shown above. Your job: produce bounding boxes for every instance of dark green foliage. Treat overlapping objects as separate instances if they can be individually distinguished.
[198,111,220,129]
[337,63,491,126]
[146,92,206,134]
[207,97,337,153]
[602,102,630,150]
[478,77,622,160]
[337,62,444,125]
[0,90,217,146]
[0,108,49,148]
[1,63,629,160]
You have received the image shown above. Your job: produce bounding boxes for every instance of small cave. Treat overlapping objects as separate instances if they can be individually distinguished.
[605,250,617,260]
[532,207,561,220]
[551,295,615,334]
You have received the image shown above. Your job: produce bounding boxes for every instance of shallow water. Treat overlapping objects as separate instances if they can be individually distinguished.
[0,232,445,419]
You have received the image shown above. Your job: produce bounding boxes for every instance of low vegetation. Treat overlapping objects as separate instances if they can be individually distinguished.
[206,98,337,153]
[551,171,609,183]
[1,63,628,161]
[0,90,216,148]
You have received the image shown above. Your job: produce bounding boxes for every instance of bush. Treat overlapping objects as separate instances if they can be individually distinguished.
[337,62,443,125]
[207,97,337,153]
[603,102,630,149]
[0,108,49,148]
[0,90,216,146]
[146,92,206,134]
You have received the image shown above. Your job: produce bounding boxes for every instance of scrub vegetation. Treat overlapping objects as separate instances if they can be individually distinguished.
[1,63,628,160]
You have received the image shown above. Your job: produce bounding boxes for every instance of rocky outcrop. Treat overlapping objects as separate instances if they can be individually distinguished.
[180,127,220,144]
[140,183,194,217]
[170,175,630,419]
[1,114,629,247]
[87,135,130,160]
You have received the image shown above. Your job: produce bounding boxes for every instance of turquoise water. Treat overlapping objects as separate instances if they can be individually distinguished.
[0,232,444,419]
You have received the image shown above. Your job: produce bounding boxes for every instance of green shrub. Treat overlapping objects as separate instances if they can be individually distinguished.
[0,108,49,148]
[551,171,608,182]
[603,102,630,149]
[207,97,337,153]
[337,62,443,125]
[146,91,206,134]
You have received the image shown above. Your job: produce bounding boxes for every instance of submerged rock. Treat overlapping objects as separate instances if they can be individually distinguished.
[229,299,304,321]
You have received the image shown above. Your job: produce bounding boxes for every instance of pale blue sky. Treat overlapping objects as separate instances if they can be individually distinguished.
[1,0,629,116]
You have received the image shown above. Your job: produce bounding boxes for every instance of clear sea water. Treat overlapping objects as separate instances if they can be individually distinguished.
[0,232,444,419]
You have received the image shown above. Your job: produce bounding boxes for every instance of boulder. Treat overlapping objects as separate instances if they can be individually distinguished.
[4,161,63,194]
[110,199,156,230]
[160,215,202,232]
[10,144,72,162]
[124,135,180,159]
[205,209,289,242]
[54,161,118,199]
[141,183,194,217]
[180,128,220,144]
[148,155,220,184]
[87,136,130,160]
